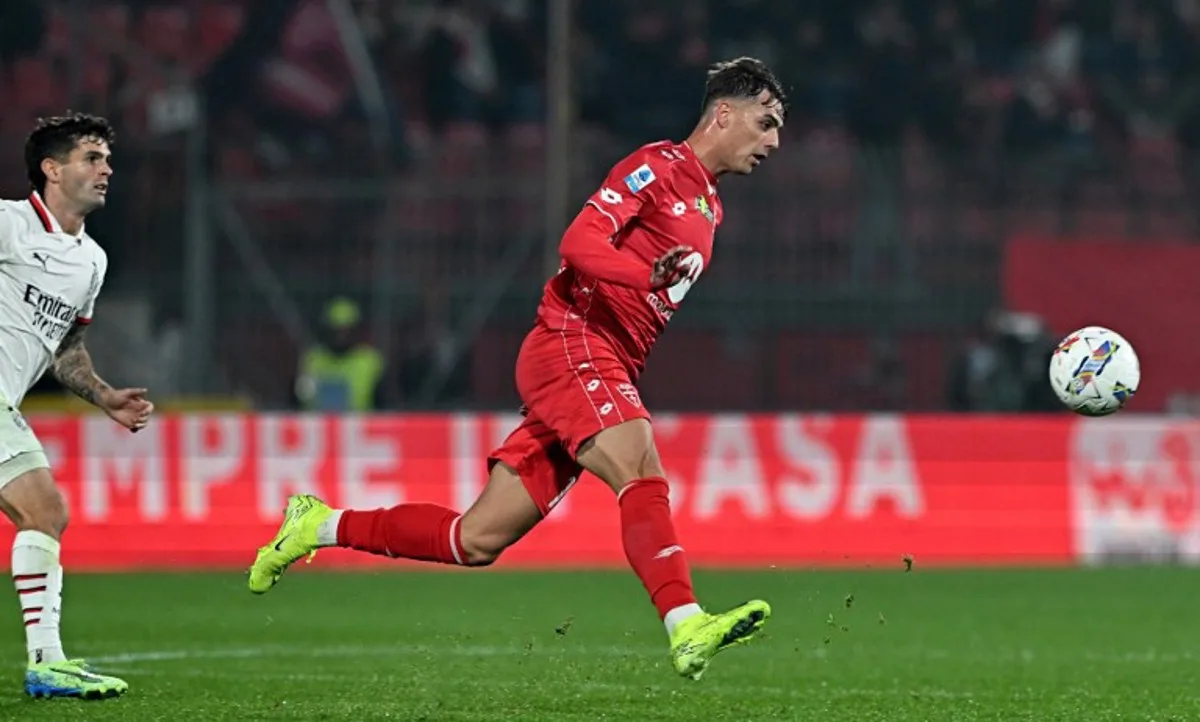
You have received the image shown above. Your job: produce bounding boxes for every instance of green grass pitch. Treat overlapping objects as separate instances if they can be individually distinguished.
[1,567,1196,721]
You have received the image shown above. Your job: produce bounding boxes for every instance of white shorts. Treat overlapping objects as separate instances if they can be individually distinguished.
[0,398,49,489]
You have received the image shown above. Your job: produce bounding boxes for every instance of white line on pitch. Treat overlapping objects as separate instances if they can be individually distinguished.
[83,643,663,665]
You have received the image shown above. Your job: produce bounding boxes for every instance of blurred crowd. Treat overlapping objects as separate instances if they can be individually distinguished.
[4,0,1195,178]
[3,0,1198,213]
[1,0,1192,411]
[359,0,1200,170]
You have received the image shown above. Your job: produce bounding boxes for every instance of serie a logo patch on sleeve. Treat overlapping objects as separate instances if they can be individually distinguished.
[624,164,656,193]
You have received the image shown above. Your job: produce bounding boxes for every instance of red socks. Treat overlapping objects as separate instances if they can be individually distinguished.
[333,478,698,621]
[337,503,465,565]
[618,477,698,619]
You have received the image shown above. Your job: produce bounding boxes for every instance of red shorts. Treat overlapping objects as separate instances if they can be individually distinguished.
[488,323,650,516]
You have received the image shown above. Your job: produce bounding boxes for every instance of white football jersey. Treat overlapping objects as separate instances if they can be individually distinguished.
[0,192,107,407]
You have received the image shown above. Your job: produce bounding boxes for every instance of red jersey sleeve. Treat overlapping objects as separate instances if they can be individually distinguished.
[558,144,678,290]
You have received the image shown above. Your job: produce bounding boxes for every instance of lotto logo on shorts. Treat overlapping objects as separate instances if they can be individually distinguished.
[10,409,28,431]
[616,383,642,408]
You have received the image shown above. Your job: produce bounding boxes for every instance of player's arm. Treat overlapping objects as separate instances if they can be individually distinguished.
[560,216,693,291]
[50,322,112,406]
[52,322,153,431]
[558,209,656,289]
[53,254,154,430]
[560,151,690,290]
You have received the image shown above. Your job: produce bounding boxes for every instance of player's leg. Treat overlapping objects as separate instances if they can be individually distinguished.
[333,459,542,566]
[515,322,770,680]
[0,461,128,699]
[0,467,67,665]
[574,418,698,622]
[248,417,575,592]
[247,462,540,592]
[574,419,771,681]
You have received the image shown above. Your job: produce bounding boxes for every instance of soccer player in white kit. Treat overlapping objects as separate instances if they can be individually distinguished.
[0,113,153,699]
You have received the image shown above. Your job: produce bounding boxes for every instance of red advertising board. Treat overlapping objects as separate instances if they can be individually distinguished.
[0,412,1142,570]
[1004,235,1200,412]
[1,413,1196,570]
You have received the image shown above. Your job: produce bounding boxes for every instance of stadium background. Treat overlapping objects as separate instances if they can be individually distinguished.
[0,1,1196,576]
[3,3,1200,719]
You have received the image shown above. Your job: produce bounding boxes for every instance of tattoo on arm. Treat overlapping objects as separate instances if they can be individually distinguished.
[51,323,111,406]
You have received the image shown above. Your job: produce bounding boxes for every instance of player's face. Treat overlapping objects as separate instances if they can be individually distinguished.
[721,91,783,175]
[46,138,113,214]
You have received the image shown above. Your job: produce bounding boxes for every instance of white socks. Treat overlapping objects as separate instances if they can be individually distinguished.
[12,530,65,665]
[664,603,703,637]
[316,510,344,547]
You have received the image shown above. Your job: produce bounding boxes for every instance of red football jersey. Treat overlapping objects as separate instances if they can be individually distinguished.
[536,140,723,377]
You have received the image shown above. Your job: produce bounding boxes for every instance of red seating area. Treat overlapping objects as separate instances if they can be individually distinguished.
[1,2,245,132]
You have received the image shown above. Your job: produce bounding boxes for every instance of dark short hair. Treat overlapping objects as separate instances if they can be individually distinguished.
[701,57,788,117]
[25,112,116,195]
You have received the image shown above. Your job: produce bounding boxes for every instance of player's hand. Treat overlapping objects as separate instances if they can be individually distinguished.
[650,245,695,291]
[98,387,155,433]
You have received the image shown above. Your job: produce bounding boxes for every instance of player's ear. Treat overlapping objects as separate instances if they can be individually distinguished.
[714,100,735,129]
[40,157,61,186]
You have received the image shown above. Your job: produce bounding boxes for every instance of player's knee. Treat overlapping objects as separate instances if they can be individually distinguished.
[577,419,665,491]
[617,445,666,489]
[3,485,68,538]
[29,488,68,537]
[458,530,507,567]
[43,505,68,538]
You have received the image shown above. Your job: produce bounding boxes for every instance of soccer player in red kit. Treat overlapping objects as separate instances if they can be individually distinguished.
[249,57,786,681]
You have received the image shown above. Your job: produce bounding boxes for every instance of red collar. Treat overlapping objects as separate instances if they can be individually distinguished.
[29,191,84,241]
[28,192,55,233]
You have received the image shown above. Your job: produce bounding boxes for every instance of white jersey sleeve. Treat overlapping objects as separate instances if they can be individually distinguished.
[77,244,108,324]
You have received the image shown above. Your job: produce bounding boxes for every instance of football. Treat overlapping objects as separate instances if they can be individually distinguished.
[1048,326,1140,416]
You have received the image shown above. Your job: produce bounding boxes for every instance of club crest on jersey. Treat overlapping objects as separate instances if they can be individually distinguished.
[694,195,714,223]
[624,164,656,193]
[616,383,643,408]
